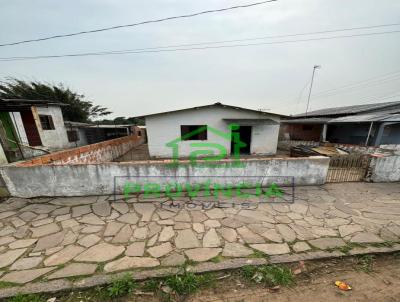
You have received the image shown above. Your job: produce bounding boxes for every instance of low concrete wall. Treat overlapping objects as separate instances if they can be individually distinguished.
[370,155,400,182]
[1,156,329,198]
[278,140,382,154]
[16,135,144,166]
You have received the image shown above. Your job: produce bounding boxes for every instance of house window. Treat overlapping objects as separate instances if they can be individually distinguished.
[181,125,207,140]
[67,130,79,142]
[39,115,55,130]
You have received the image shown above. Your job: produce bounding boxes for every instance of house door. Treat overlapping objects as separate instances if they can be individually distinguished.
[20,110,42,146]
[231,126,252,155]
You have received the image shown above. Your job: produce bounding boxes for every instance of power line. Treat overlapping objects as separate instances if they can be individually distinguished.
[1,29,400,62]
[3,22,399,60]
[311,72,400,98]
[0,0,277,47]
[312,74,400,99]
[269,70,400,109]
[312,69,400,95]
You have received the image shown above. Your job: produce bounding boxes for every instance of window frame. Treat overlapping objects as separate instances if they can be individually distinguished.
[180,125,207,141]
[39,115,55,130]
[67,130,79,142]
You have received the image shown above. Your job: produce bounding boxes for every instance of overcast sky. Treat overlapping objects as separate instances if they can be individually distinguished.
[1,0,399,119]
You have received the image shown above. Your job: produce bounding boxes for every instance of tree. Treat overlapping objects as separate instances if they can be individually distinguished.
[0,78,111,122]
[96,116,145,126]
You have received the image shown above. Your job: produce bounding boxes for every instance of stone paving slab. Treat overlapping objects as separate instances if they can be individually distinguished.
[0,182,398,288]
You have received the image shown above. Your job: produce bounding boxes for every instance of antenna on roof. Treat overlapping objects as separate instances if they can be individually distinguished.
[258,108,270,111]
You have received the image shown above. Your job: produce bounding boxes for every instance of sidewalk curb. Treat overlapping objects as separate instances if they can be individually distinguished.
[0,244,399,299]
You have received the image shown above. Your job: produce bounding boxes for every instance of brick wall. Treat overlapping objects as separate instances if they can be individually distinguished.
[16,135,144,166]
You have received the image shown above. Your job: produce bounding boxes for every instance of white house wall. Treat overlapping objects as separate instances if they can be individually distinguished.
[251,123,280,154]
[34,106,69,150]
[145,106,280,158]
[64,127,89,148]
[9,112,29,145]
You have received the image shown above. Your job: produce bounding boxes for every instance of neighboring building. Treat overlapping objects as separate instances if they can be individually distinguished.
[138,102,282,158]
[64,122,141,147]
[63,121,91,148]
[281,101,400,146]
[0,99,70,162]
[0,99,138,163]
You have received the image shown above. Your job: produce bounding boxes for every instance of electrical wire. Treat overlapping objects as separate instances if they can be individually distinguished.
[0,0,278,47]
[1,29,399,62]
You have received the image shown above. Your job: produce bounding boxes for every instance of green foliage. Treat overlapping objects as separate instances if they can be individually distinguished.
[241,264,294,287]
[0,78,111,122]
[164,271,214,296]
[249,250,267,258]
[97,116,145,126]
[7,293,43,302]
[356,254,374,272]
[142,279,160,292]
[210,255,224,263]
[106,273,137,298]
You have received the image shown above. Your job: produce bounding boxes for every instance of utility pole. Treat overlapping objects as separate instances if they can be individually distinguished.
[305,65,321,116]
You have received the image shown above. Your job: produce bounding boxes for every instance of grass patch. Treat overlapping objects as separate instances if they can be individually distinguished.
[6,293,44,302]
[337,242,365,254]
[106,273,137,298]
[249,250,267,259]
[241,264,294,287]
[210,255,224,263]
[356,254,374,273]
[371,241,395,248]
[95,262,106,273]
[164,271,215,296]
[0,281,18,289]
[141,279,160,292]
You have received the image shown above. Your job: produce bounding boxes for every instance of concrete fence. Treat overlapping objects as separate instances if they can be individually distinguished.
[278,140,395,155]
[16,135,144,166]
[369,155,400,182]
[0,156,330,198]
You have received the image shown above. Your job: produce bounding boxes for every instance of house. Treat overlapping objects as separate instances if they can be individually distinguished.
[281,101,400,146]
[0,99,141,163]
[0,98,70,162]
[64,121,143,147]
[138,102,282,158]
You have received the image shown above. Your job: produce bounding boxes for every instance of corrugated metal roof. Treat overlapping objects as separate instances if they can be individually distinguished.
[381,113,400,122]
[328,112,400,123]
[295,101,400,117]
[281,117,332,124]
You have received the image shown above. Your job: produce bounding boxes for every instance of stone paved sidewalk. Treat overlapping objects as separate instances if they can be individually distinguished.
[0,182,399,285]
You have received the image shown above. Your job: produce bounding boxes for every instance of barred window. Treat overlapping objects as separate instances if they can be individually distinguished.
[180,125,207,140]
[67,130,79,142]
[39,115,55,130]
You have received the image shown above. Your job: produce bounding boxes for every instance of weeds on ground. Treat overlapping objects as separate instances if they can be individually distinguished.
[241,264,294,287]
[356,255,374,273]
[210,255,224,263]
[7,293,44,302]
[0,281,18,289]
[142,279,160,292]
[337,242,364,254]
[249,250,267,259]
[164,271,215,296]
[106,273,137,298]
[371,241,395,248]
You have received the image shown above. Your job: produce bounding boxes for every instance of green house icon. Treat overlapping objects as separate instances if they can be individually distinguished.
[165,124,247,166]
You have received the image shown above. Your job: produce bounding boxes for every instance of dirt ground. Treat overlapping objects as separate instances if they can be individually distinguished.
[120,253,400,302]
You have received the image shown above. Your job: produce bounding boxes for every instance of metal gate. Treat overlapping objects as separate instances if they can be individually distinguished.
[326,154,370,183]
